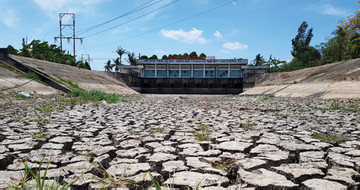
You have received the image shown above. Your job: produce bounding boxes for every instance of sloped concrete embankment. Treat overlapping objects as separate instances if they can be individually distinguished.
[243,59,360,99]
[0,60,59,95]
[9,55,138,94]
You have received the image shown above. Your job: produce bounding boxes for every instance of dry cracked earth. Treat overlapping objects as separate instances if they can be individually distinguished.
[0,94,360,189]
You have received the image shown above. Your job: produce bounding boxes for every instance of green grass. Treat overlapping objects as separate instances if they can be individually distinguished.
[150,127,164,134]
[213,163,227,171]
[67,89,130,104]
[81,150,96,158]
[38,104,54,122]
[314,101,360,113]
[31,110,49,138]
[51,75,83,91]
[0,93,4,99]
[276,132,297,136]
[93,162,135,189]
[25,72,41,82]
[192,124,212,141]
[14,94,28,100]
[128,129,140,135]
[92,102,100,107]
[7,157,78,189]
[261,94,275,101]
[311,133,347,144]
[239,120,259,131]
[0,61,24,76]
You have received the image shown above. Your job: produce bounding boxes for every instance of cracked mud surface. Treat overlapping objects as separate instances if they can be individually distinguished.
[0,94,359,189]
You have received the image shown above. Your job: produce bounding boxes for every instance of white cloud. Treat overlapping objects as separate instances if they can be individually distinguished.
[214,30,223,39]
[223,41,248,50]
[321,4,348,16]
[1,9,18,28]
[160,28,208,44]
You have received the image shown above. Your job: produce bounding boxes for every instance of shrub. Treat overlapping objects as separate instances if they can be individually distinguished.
[67,89,129,104]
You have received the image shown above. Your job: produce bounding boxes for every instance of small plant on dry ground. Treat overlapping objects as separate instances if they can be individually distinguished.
[7,157,78,189]
[239,120,259,131]
[92,162,135,189]
[129,129,140,135]
[25,72,42,84]
[11,110,24,122]
[314,101,360,113]
[213,163,227,171]
[259,94,275,101]
[32,109,49,138]
[14,94,28,100]
[150,127,164,134]
[145,172,201,190]
[67,89,130,104]
[311,133,347,144]
[192,124,212,141]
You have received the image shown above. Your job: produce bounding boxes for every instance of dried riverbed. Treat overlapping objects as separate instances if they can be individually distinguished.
[0,94,359,189]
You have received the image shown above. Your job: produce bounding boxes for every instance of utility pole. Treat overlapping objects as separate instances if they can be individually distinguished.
[54,13,83,59]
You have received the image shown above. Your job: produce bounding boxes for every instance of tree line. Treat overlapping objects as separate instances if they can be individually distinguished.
[139,51,207,60]
[104,50,207,72]
[7,39,91,70]
[252,1,360,72]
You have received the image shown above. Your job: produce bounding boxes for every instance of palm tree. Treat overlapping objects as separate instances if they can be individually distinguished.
[126,52,137,65]
[104,60,114,72]
[253,53,266,66]
[333,26,347,61]
[115,46,127,72]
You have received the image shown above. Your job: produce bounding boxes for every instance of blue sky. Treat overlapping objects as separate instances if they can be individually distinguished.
[0,0,358,71]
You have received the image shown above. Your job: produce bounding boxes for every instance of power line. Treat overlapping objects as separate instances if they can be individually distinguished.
[84,0,179,38]
[87,0,236,49]
[76,0,164,35]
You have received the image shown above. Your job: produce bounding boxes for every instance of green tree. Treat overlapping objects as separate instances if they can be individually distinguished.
[267,55,286,72]
[149,54,158,59]
[252,53,266,66]
[176,54,182,59]
[199,53,206,59]
[104,60,114,72]
[113,58,121,72]
[189,51,198,59]
[139,55,148,59]
[334,26,347,61]
[291,21,313,58]
[126,52,137,65]
[115,47,127,72]
[7,45,18,55]
[291,21,320,68]
[162,55,168,59]
[84,61,91,70]
[183,53,189,59]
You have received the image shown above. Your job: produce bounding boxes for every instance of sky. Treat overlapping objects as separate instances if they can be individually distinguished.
[0,0,359,71]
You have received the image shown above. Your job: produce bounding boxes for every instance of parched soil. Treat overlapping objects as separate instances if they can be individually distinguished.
[0,94,359,189]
